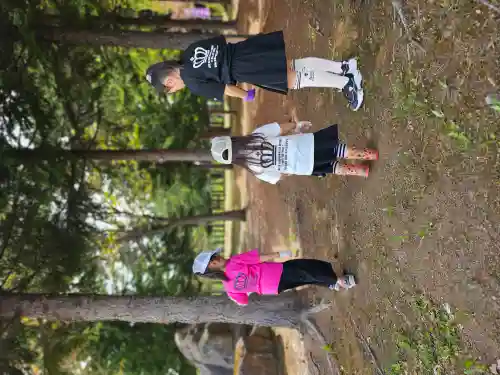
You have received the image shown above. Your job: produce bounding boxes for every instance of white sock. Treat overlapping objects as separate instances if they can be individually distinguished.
[293,57,344,74]
[293,69,348,90]
[332,161,340,174]
[335,143,347,158]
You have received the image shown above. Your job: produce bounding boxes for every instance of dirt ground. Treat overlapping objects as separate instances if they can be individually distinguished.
[235,0,500,374]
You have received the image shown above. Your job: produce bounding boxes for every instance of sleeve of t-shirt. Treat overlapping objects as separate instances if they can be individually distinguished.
[249,165,281,184]
[230,249,261,264]
[189,80,225,101]
[252,122,281,137]
[227,292,249,306]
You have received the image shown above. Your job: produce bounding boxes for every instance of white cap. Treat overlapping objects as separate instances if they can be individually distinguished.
[192,248,222,274]
[211,137,232,164]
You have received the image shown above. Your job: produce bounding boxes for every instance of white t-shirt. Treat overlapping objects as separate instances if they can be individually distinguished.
[248,123,314,184]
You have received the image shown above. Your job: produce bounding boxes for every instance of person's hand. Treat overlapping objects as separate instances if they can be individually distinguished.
[244,88,256,102]
[278,250,293,258]
[294,121,312,133]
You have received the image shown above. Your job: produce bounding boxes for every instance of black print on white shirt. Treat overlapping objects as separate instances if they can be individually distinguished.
[233,272,257,291]
[275,138,289,171]
[190,45,219,69]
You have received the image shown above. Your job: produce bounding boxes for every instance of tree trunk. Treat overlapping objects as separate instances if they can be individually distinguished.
[5,148,213,163]
[209,110,237,115]
[117,209,245,242]
[161,0,231,3]
[39,14,237,32]
[39,26,250,50]
[200,128,231,138]
[194,162,233,170]
[0,293,303,327]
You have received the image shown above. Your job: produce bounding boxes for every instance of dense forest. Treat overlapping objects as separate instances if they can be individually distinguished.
[0,0,235,373]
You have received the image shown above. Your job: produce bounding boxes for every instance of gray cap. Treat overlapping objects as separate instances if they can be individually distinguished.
[211,137,232,164]
[192,248,222,274]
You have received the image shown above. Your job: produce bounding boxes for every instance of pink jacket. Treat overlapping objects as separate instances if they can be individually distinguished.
[222,249,283,305]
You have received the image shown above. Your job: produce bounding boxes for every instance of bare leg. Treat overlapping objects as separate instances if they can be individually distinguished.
[226,36,247,43]
[287,59,297,89]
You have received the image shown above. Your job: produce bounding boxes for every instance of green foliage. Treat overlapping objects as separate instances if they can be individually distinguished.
[0,0,218,373]
[388,297,486,375]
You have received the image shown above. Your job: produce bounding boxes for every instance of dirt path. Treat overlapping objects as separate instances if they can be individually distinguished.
[239,0,500,374]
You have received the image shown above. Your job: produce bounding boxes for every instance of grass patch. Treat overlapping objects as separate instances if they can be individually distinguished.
[392,71,477,151]
[388,296,487,375]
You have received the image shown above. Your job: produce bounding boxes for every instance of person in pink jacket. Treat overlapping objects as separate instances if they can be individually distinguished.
[192,248,356,306]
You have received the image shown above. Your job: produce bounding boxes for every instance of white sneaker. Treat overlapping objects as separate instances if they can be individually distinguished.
[343,58,358,75]
[330,274,357,291]
[342,75,364,111]
[342,58,363,90]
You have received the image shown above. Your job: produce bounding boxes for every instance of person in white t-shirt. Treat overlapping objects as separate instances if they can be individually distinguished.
[210,122,378,184]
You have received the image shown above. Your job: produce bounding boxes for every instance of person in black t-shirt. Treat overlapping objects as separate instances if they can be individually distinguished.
[146,31,365,111]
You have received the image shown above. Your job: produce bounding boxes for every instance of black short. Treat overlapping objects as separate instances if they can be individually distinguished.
[278,259,338,293]
[312,124,340,175]
[230,31,288,95]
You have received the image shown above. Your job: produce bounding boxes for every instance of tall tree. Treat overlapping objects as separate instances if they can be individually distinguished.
[39,27,249,50]
[200,128,231,138]
[39,13,237,32]
[4,147,213,163]
[116,209,246,242]
[164,0,231,3]
[0,293,328,328]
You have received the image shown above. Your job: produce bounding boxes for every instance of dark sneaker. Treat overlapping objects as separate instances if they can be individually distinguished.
[342,74,364,111]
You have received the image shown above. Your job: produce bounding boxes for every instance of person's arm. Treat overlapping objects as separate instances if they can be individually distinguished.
[225,36,247,44]
[278,121,312,136]
[259,250,293,262]
[224,84,248,99]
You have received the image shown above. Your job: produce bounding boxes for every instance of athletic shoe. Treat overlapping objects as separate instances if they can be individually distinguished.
[341,58,362,89]
[342,75,364,111]
[341,58,358,75]
[330,274,357,291]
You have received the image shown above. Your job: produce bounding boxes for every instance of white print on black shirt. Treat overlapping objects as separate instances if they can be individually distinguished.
[190,45,219,69]
[275,138,289,171]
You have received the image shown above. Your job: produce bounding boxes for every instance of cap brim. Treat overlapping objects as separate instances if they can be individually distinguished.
[192,248,222,274]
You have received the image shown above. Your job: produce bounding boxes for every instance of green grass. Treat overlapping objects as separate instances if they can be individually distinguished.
[388,296,487,375]
[392,70,476,151]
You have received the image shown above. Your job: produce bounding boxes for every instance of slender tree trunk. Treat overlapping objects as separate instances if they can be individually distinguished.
[5,148,213,163]
[161,0,231,3]
[200,128,231,138]
[193,162,233,170]
[0,293,303,327]
[118,209,245,242]
[209,110,237,115]
[39,26,250,50]
[38,14,237,31]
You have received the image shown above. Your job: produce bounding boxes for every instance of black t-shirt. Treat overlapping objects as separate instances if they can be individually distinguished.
[180,36,233,101]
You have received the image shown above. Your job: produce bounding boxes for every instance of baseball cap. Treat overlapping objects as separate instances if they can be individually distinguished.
[145,62,168,93]
[192,248,222,274]
[211,137,232,164]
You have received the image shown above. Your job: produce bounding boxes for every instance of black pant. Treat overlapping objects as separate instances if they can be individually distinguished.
[277,259,338,293]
